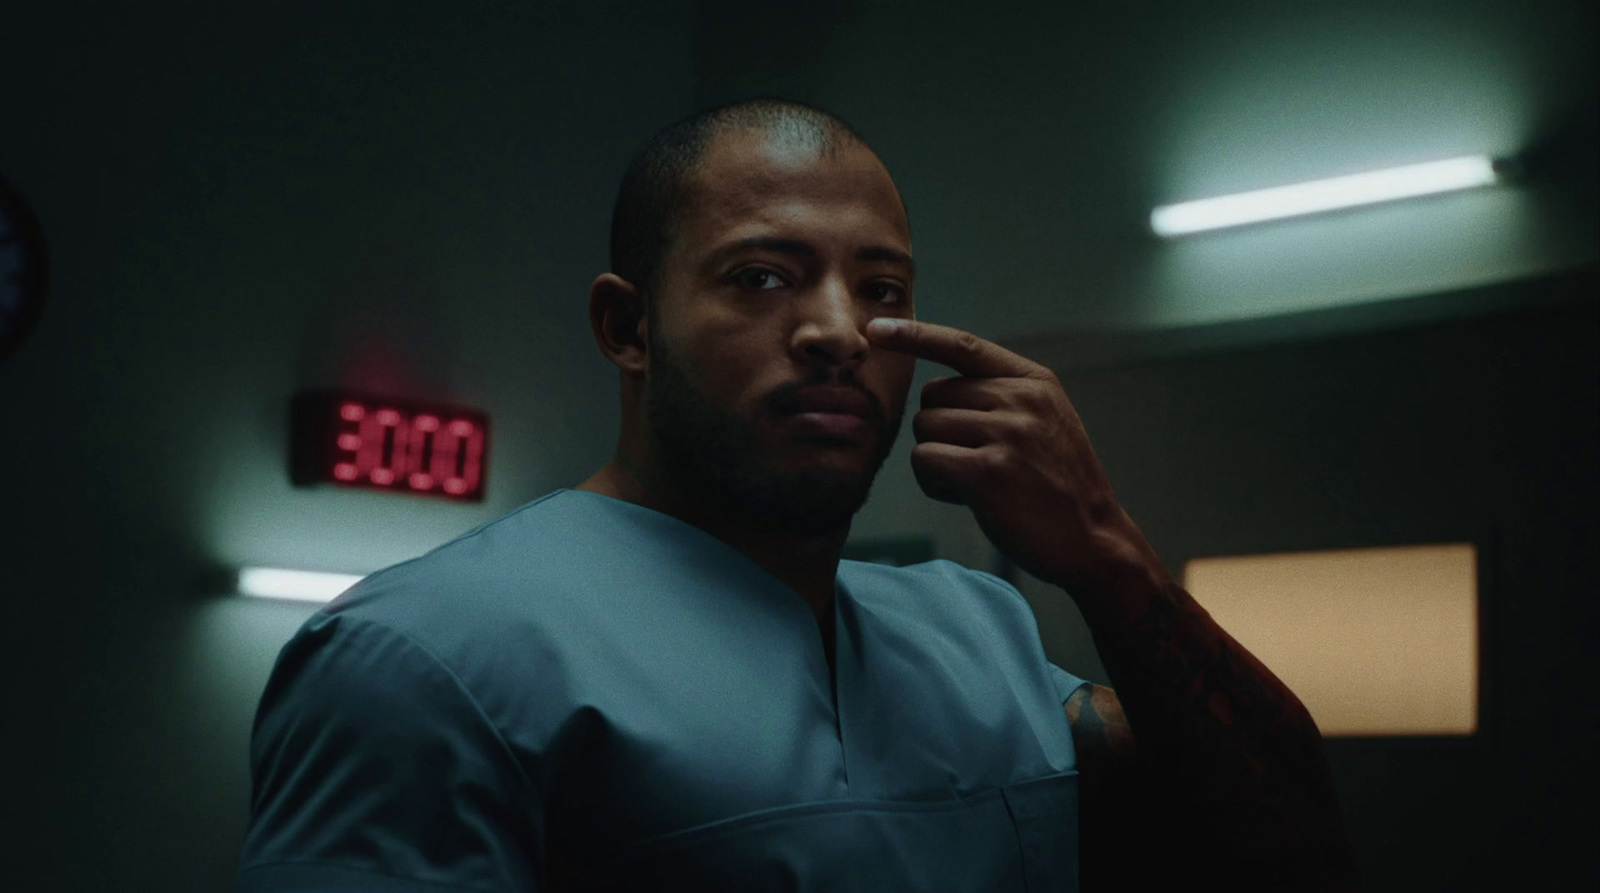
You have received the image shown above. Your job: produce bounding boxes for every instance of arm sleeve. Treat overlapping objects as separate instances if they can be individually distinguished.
[963,567,1095,709]
[1047,661,1092,706]
[235,613,543,892]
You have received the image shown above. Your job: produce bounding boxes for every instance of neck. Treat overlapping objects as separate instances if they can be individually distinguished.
[577,458,848,617]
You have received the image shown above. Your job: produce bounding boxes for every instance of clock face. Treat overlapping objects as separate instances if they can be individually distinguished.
[291,390,491,502]
[0,176,48,364]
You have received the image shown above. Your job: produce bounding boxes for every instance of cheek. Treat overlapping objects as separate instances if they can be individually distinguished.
[678,334,770,406]
[687,310,793,379]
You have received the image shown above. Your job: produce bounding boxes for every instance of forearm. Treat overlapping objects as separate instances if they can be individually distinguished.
[1068,541,1359,889]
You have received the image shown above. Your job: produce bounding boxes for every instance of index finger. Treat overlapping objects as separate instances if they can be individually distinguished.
[866,318,1045,379]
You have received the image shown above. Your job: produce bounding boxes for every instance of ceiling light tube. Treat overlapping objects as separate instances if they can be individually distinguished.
[1151,155,1501,237]
[236,567,365,603]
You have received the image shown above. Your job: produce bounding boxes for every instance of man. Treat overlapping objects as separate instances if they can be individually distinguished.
[236,99,1357,891]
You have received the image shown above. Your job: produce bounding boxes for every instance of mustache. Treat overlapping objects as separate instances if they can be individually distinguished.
[764,374,886,424]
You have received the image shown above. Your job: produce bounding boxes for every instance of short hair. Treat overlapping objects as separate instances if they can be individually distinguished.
[608,98,882,300]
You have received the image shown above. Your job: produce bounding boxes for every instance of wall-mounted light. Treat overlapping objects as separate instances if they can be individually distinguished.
[1151,155,1503,237]
[236,567,365,603]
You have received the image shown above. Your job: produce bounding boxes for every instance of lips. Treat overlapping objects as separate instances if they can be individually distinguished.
[774,385,879,421]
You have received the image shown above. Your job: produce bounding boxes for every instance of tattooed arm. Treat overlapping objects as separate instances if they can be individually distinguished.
[1065,560,1360,891]
[859,319,1356,887]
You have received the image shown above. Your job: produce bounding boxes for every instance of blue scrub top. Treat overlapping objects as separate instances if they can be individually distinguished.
[237,489,1090,892]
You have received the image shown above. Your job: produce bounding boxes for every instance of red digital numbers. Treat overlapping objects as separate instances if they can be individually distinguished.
[292,391,489,501]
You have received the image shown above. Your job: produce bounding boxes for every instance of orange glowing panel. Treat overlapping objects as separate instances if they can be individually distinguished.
[1183,544,1478,737]
[291,390,489,501]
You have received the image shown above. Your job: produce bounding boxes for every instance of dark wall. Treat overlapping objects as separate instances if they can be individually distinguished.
[1018,269,1598,890]
[0,4,693,890]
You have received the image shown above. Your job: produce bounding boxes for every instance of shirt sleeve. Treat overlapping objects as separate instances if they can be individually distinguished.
[1046,661,1092,706]
[235,612,543,892]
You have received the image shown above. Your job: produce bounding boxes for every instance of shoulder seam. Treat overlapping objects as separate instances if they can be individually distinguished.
[963,566,1036,611]
[355,490,568,590]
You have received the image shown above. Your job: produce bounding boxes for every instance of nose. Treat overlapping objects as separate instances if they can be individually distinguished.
[790,276,870,370]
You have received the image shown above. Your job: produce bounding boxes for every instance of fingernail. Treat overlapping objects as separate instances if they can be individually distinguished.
[867,318,910,334]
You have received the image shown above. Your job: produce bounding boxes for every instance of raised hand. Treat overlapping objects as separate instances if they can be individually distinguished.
[865,318,1161,594]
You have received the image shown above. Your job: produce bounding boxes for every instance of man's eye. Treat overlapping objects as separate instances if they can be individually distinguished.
[867,282,906,304]
[734,268,786,291]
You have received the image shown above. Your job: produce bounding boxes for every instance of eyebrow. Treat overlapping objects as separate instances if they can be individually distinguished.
[701,236,916,276]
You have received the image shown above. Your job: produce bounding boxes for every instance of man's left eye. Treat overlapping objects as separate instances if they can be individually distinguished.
[735,268,786,290]
[866,283,906,304]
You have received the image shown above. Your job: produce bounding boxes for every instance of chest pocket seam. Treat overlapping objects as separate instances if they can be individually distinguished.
[1000,770,1080,893]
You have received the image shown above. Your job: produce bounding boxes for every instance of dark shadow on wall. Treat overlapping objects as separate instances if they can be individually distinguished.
[692,0,851,109]
[1016,266,1597,891]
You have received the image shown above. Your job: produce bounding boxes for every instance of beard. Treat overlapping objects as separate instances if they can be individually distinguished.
[644,336,903,536]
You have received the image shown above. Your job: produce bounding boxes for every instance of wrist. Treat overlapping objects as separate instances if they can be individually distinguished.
[1048,515,1173,630]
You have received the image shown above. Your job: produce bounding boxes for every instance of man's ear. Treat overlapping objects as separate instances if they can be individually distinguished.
[588,273,649,376]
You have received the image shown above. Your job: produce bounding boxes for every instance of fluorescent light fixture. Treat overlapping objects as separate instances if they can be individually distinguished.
[236,567,365,603]
[1151,155,1501,237]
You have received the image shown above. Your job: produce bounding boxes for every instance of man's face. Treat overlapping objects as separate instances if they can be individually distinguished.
[643,129,917,534]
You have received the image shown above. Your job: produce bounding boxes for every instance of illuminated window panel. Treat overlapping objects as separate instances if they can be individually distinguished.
[1183,544,1478,737]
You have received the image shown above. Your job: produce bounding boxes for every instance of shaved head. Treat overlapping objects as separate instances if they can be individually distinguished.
[608,98,903,302]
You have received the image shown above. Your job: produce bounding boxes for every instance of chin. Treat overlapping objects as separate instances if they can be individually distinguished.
[745,466,877,536]
[758,436,894,525]
[642,345,900,534]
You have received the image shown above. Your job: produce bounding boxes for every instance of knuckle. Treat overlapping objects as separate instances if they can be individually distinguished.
[1024,382,1065,415]
[1002,414,1035,443]
[1009,382,1040,410]
[978,445,1010,475]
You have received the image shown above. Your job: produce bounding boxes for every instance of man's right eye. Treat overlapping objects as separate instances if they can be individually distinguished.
[732,268,787,291]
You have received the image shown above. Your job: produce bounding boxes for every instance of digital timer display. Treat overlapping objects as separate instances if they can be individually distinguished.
[291,390,489,501]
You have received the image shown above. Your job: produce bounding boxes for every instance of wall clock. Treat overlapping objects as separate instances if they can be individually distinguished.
[291,389,491,502]
[0,175,48,365]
